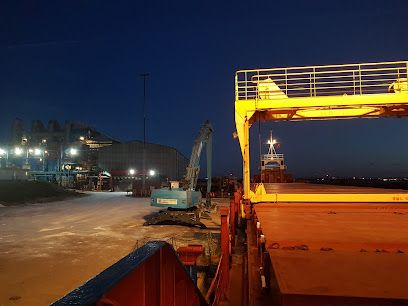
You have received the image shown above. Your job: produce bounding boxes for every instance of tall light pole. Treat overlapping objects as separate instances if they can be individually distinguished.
[140,73,149,196]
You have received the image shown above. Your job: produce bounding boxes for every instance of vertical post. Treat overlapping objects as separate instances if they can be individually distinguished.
[258,113,261,183]
[313,67,317,96]
[244,72,247,100]
[230,199,236,247]
[234,189,241,218]
[353,71,356,95]
[59,143,64,186]
[220,207,230,293]
[235,73,238,100]
[206,131,212,202]
[25,149,29,166]
[358,64,362,95]
[140,73,149,196]
[243,118,250,200]
[406,61,408,82]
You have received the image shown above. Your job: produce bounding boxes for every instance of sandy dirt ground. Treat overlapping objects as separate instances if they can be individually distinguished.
[0,192,222,305]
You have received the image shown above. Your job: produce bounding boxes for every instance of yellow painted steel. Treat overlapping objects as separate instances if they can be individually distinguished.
[251,193,408,203]
[234,61,408,202]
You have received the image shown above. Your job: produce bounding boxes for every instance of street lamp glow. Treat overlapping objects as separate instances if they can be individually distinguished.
[34,148,42,156]
[79,136,85,141]
[129,169,136,176]
[69,148,78,156]
[14,147,23,155]
[0,148,6,155]
[149,169,156,176]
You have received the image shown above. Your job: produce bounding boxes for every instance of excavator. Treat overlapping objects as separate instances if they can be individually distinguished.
[145,120,213,228]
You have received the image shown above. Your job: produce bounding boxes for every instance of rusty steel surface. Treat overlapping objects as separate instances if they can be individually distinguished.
[253,197,408,304]
[271,250,408,299]
[255,204,408,252]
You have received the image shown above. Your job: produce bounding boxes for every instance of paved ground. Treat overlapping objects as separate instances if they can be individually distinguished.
[0,192,222,305]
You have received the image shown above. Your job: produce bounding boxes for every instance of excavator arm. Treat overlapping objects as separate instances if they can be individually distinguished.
[184,120,213,194]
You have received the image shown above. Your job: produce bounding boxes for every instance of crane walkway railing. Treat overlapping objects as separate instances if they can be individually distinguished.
[235,61,408,101]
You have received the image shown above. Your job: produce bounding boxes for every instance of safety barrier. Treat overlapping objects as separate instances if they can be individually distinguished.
[205,255,223,305]
[206,201,238,306]
[52,241,207,306]
[236,61,408,100]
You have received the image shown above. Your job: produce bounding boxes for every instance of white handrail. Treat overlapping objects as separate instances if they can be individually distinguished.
[236,61,408,100]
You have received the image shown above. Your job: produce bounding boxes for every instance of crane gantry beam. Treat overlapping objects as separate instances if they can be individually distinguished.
[234,60,408,202]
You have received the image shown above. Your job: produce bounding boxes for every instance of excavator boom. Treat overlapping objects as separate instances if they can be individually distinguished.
[184,120,213,192]
[150,121,213,211]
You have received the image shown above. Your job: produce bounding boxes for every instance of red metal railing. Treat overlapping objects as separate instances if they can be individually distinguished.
[205,202,236,306]
[205,255,223,304]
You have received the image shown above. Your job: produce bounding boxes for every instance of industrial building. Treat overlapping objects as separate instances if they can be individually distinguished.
[1,119,189,191]
[98,141,189,180]
[3,118,118,172]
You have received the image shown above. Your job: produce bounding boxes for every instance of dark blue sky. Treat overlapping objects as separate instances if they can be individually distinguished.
[1,0,408,177]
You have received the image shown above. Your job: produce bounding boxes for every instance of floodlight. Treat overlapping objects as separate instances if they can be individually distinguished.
[69,148,78,156]
[34,148,42,156]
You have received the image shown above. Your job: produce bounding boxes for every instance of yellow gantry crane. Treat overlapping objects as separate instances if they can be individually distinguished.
[234,60,408,203]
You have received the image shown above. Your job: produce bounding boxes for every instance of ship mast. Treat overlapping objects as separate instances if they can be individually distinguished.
[260,130,287,183]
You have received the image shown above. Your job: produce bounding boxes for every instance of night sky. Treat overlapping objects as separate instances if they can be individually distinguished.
[1,0,408,178]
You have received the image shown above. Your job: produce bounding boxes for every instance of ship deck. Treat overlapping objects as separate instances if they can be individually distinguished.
[250,183,408,305]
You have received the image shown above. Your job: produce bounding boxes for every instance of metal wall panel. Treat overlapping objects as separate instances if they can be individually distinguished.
[98,141,189,180]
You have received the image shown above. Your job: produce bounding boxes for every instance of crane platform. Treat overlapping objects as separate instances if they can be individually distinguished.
[235,61,408,202]
[251,198,408,305]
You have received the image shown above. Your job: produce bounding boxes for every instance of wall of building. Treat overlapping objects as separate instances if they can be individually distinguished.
[98,141,189,180]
